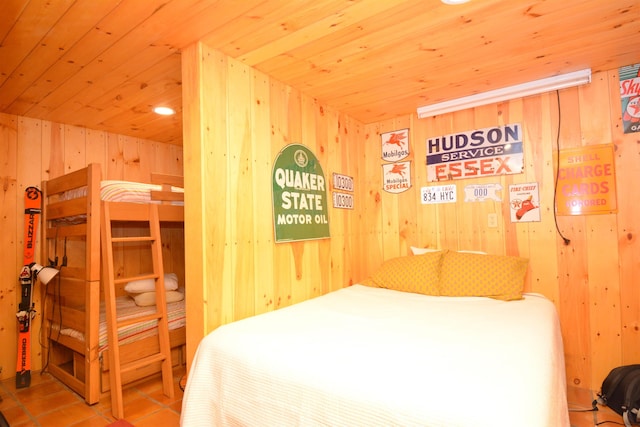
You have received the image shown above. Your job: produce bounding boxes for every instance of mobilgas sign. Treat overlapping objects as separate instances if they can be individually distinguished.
[426,123,524,181]
[272,144,330,242]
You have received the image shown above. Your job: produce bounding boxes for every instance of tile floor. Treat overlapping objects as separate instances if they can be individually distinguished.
[568,385,625,427]
[0,370,626,427]
[0,365,185,427]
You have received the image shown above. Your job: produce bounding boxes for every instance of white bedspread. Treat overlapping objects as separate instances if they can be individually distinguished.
[181,285,569,427]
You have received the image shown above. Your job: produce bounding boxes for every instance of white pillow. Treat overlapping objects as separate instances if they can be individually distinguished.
[410,246,441,255]
[132,290,184,307]
[411,246,487,255]
[124,273,178,293]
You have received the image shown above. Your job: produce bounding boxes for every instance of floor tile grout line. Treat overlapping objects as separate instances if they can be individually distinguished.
[123,375,185,423]
[10,374,109,426]
[1,369,184,426]
[0,378,44,426]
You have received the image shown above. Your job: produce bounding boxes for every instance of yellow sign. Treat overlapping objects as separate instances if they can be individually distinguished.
[556,144,617,215]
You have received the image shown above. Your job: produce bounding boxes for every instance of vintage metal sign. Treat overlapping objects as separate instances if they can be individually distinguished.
[421,184,457,205]
[620,63,640,134]
[332,173,354,192]
[509,182,541,222]
[272,144,330,242]
[463,183,503,202]
[332,192,354,210]
[381,128,410,162]
[426,123,524,181]
[556,144,617,216]
[332,173,354,210]
[382,161,411,194]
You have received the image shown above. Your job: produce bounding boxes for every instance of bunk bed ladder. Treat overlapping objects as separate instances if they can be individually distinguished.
[101,202,174,419]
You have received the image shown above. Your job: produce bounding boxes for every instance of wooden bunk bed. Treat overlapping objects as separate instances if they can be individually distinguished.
[41,163,186,405]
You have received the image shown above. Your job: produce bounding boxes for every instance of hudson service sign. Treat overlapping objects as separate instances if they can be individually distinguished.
[426,123,524,181]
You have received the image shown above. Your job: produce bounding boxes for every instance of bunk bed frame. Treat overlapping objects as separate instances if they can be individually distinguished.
[41,163,186,405]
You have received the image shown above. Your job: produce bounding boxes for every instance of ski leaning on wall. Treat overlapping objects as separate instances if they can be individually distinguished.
[16,186,42,389]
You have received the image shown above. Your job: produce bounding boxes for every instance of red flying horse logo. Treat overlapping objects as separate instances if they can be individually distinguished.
[388,162,407,178]
[384,132,407,148]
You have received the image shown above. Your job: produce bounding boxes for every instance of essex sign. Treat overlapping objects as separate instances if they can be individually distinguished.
[272,144,330,242]
[426,123,524,181]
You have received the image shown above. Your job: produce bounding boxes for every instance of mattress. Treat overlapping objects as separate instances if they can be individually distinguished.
[50,179,184,226]
[181,284,569,427]
[100,180,184,204]
[60,180,184,204]
[59,294,186,354]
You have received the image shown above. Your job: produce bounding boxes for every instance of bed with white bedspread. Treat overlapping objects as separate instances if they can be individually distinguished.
[181,278,569,426]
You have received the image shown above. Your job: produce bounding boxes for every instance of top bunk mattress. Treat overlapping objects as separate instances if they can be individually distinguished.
[49,179,184,224]
[100,180,184,204]
[62,180,184,204]
[181,284,569,427]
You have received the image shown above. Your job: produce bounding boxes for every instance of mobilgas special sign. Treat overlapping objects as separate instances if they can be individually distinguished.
[426,123,524,181]
[382,161,411,193]
[272,144,330,242]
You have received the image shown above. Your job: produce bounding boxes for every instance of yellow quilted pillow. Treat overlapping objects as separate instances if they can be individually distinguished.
[439,251,528,301]
[360,251,445,296]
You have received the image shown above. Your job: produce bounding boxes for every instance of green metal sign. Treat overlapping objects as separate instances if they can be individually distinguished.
[272,144,330,242]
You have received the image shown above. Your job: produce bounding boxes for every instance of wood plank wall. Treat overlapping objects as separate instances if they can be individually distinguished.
[0,113,183,381]
[182,42,365,367]
[0,45,634,394]
[183,43,638,392]
[365,69,639,392]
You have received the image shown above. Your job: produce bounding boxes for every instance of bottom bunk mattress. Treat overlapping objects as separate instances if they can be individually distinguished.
[181,284,569,427]
[59,294,186,353]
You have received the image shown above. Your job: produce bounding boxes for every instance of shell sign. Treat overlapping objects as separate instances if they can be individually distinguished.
[556,144,617,216]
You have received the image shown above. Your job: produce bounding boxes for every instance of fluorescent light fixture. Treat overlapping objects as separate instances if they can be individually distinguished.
[417,68,592,118]
[441,0,470,4]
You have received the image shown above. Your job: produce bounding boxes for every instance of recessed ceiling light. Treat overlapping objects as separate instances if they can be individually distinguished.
[441,0,470,4]
[153,106,175,116]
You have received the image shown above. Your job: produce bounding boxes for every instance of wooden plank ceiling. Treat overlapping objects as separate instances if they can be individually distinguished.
[1,0,638,145]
